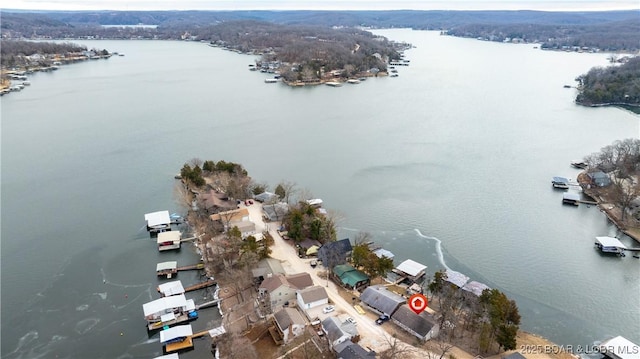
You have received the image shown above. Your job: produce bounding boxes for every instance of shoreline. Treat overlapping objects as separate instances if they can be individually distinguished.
[197,200,582,358]
[577,171,640,244]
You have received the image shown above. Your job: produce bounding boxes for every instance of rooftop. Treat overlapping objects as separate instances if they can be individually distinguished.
[396,259,427,277]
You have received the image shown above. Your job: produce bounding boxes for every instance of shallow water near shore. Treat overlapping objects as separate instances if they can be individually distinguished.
[1,29,639,357]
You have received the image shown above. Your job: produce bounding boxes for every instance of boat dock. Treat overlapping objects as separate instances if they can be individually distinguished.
[165,336,193,353]
[162,325,226,353]
[148,312,197,331]
[177,263,204,271]
[179,236,198,243]
[184,280,217,293]
[195,298,220,310]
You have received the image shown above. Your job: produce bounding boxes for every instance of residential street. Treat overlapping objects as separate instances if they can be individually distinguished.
[243,201,436,356]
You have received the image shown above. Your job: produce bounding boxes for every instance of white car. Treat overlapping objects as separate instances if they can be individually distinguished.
[346,317,357,325]
[322,305,335,314]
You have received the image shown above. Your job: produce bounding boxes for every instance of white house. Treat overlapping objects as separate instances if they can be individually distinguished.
[259,273,313,310]
[297,286,328,310]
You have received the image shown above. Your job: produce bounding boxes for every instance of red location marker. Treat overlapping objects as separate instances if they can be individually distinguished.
[408,293,428,315]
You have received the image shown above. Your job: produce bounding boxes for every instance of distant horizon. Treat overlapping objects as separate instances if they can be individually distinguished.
[1,1,639,12]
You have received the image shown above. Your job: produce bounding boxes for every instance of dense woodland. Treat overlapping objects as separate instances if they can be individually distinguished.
[576,56,640,108]
[2,9,639,101]
[0,40,90,68]
[1,10,639,52]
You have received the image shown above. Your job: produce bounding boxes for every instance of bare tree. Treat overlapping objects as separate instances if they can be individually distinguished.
[379,334,417,359]
[424,340,455,359]
[219,332,258,359]
[173,181,194,212]
[189,157,203,168]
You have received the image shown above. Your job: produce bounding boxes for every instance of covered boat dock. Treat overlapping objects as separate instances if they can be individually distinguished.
[595,236,627,256]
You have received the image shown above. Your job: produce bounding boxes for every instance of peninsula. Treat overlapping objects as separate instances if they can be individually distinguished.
[170,159,582,359]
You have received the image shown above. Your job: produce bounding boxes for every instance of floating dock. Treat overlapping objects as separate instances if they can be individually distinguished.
[157,261,178,278]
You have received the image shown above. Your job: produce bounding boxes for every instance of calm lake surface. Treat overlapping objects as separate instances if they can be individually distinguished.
[1,29,639,358]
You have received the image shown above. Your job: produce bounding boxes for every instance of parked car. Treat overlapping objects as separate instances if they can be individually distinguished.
[345,317,357,325]
[322,305,335,314]
[375,314,390,325]
[310,260,317,268]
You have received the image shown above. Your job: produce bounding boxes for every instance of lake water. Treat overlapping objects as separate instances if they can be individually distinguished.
[1,29,638,358]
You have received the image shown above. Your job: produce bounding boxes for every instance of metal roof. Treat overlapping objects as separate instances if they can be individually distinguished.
[159,324,193,343]
[595,236,627,250]
[145,210,171,227]
[360,285,405,315]
[552,176,569,184]
[396,259,427,277]
[157,261,178,271]
[158,281,185,296]
[563,192,580,200]
[445,269,469,288]
[143,294,187,316]
[157,231,181,244]
[153,353,180,359]
[298,286,328,303]
[373,248,395,259]
[599,336,639,359]
[461,281,491,297]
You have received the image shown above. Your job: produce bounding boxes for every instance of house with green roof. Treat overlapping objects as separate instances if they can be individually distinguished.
[333,264,369,290]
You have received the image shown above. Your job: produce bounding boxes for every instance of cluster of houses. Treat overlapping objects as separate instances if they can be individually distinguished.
[251,246,470,357]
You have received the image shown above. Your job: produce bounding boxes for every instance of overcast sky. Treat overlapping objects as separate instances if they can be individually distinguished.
[1,0,638,11]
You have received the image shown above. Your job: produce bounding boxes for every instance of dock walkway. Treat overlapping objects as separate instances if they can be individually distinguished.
[177,263,204,271]
[184,280,217,293]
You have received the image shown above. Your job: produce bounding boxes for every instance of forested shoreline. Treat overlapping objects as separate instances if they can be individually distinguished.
[576,57,640,111]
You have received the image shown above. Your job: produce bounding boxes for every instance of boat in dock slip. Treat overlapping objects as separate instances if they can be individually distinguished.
[594,236,627,257]
[158,280,185,297]
[143,294,197,331]
[153,353,179,359]
[597,335,639,359]
[160,325,194,352]
[552,176,570,189]
[157,261,178,278]
[145,210,172,233]
[157,231,181,251]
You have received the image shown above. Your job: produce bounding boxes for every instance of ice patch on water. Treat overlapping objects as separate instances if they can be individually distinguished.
[76,304,89,311]
[414,228,451,271]
[75,318,100,335]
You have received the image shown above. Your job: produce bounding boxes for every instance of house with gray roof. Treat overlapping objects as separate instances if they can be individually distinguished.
[297,286,329,310]
[359,285,405,316]
[254,191,279,203]
[319,238,353,268]
[587,171,611,187]
[391,304,439,341]
[273,307,307,344]
[259,273,313,310]
[262,202,289,222]
[252,258,285,281]
[322,317,359,349]
[333,339,376,359]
